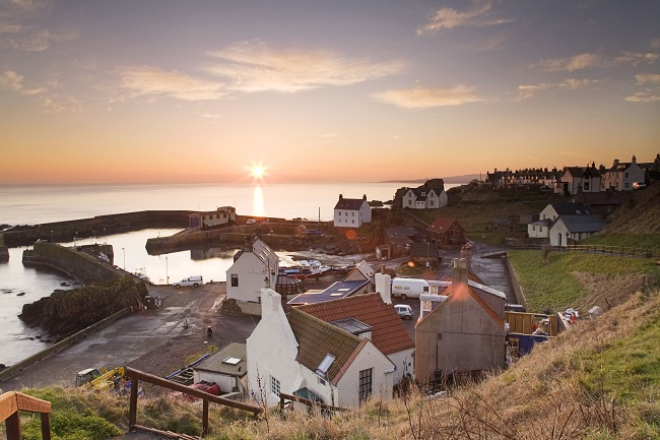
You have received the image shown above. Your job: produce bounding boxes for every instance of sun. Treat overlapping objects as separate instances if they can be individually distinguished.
[248,161,269,181]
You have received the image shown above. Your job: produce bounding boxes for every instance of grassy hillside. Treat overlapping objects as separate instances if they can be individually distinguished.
[6,287,660,440]
[509,250,659,313]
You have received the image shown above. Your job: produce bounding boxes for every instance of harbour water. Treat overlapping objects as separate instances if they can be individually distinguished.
[0,182,461,366]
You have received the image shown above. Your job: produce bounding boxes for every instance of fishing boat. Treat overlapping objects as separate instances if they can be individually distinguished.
[281,259,332,279]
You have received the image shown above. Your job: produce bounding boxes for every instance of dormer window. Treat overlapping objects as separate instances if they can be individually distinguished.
[316,353,336,377]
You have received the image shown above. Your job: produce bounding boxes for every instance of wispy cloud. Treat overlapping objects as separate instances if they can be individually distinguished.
[200,113,222,119]
[374,85,483,109]
[119,66,226,101]
[533,53,602,72]
[417,0,512,35]
[0,69,45,94]
[635,73,660,85]
[533,51,658,72]
[625,73,660,103]
[205,40,404,93]
[517,78,595,100]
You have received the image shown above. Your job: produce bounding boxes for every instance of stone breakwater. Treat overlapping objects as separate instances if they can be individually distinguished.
[2,210,195,247]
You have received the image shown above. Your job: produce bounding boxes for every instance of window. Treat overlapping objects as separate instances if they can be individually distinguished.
[625,172,629,178]
[231,274,239,287]
[532,225,536,231]
[359,368,372,402]
[270,376,280,397]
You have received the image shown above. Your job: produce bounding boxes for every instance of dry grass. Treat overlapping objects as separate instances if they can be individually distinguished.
[6,289,659,440]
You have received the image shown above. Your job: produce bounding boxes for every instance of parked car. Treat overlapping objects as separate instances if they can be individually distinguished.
[173,275,203,288]
[395,304,414,320]
[632,182,647,190]
[246,219,258,225]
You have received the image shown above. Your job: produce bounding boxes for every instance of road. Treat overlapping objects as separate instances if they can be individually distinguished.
[1,282,257,391]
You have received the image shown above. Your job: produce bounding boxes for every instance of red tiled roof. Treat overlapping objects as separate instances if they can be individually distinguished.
[427,217,461,233]
[298,293,414,355]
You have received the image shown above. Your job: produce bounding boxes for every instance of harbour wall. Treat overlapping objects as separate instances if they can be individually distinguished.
[3,210,195,247]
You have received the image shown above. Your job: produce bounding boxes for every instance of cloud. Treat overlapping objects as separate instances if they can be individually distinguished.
[0,0,50,18]
[625,91,660,103]
[651,38,660,50]
[417,0,511,35]
[635,74,660,85]
[119,66,227,101]
[534,53,602,72]
[0,69,45,94]
[517,78,595,100]
[200,113,222,119]
[534,51,658,72]
[205,40,404,93]
[374,85,483,109]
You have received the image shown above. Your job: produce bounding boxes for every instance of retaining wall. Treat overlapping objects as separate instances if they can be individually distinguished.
[0,308,129,382]
[505,253,529,311]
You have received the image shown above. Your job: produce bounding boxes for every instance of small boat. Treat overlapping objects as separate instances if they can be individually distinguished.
[282,260,331,279]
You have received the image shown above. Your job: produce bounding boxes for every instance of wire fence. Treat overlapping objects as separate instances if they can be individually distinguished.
[507,243,660,259]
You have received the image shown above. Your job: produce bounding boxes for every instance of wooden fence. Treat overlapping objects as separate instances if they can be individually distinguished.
[0,391,51,440]
[508,243,660,259]
[124,367,261,438]
[278,392,348,414]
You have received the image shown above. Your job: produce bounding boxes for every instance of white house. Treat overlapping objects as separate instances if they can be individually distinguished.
[558,165,601,195]
[247,289,396,409]
[189,206,236,229]
[401,187,448,210]
[527,219,551,240]
[193,342,247,395]
[604,156,647,191]
[226,238,279,304]
[538,203,605,246]
[334,194,372,228]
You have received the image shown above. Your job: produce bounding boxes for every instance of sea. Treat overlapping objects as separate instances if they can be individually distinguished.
[0,182,461,366]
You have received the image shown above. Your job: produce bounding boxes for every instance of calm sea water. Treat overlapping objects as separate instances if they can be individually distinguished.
[0,182,460,366]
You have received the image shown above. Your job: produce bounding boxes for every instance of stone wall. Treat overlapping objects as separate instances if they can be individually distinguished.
[505,254,528,310]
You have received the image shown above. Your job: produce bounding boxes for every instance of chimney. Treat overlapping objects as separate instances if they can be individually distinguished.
[632,155,637,164]
[613,159,619,168]
[451,258,468,300]
[260,288,282,319]
[339,194,343,199]
[460,244,472,273]
[375,273,392,304]
[363,194,367,201]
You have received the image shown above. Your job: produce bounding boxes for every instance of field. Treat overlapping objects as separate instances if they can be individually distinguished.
[508,250,659,313]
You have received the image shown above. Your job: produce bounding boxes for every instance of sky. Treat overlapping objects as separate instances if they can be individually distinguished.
[1,0,659,184]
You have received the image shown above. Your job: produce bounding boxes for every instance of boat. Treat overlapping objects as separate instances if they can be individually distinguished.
[281,260,332,279]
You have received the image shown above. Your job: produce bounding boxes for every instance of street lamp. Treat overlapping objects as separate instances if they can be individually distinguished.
[122,247,126,270]
[165,256,169,285]
[50,230,54,243]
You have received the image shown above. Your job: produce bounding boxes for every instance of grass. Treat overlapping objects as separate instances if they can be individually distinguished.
[5,287,660,440]
[583,233,660,250]
[508,250,659,313]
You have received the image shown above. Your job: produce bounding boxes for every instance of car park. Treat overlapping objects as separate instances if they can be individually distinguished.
[395,304,414,320]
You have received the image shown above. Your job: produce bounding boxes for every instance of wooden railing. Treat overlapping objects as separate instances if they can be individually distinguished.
[124,367,261,438]
[508,243,660,258]
[0,391,51,440]
[278,392,348,414]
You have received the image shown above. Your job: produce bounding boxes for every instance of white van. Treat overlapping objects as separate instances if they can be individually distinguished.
[173,275,203,288]
[392,277,429,300]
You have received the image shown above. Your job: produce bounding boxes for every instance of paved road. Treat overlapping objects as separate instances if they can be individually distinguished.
[1,282,257,391]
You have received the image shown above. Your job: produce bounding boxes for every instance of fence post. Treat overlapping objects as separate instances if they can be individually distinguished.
[41,413,51,440]
[5,412,21,440]
[202,399,209,437]
[129,379,139,429]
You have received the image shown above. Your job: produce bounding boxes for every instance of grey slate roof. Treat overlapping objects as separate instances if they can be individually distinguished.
[551,203,591,216]
[560,214,606,233]
[194,342,247,378]
[287,280,370,305]
[334,198,366,210]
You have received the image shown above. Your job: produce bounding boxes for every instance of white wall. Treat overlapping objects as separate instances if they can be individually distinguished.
[334,209,362,227]
[387,349,415,384]
[359,201,372,223]
[528,223,548,238]
[194,371,238,394]
[227,253,268,303]
[247,289,301,407]
[335,341,394,408]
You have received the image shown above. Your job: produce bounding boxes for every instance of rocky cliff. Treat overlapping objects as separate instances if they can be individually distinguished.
[19,276,147,341]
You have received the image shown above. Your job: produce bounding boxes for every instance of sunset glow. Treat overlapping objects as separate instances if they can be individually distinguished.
[0,1,657,184]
